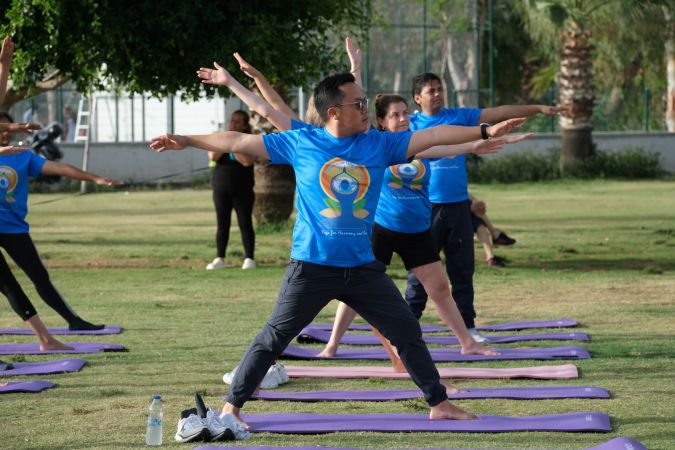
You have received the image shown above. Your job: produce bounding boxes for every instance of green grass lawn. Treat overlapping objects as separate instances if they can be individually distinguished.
[1,180,674,449]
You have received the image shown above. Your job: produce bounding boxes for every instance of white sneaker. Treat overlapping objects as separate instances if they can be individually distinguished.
[222,363,283,389]
[218,412,251,440]
[175,414,210,443]
[206,257,226,270]
[468,328,488,343]
[241,258,257,270]
[204,408,232,441]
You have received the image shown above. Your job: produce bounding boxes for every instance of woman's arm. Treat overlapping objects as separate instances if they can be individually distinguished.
[40,161,123,185]
[198,62,293,131]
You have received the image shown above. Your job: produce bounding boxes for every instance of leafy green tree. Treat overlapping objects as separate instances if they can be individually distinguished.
[0,0,368,110]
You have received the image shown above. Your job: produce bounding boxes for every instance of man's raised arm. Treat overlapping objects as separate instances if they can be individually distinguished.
[150,132,269,160]
[406,118,526,159]
[479,105,566,124]
[0,36,14,106]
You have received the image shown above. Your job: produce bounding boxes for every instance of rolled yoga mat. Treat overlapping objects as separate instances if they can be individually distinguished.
[236,412,611,434]
[310,318,579,333]
[284,364,579,380]
[297,326,589,345]
[194,437,645,450]
[0,358,86,376]
[0,380,56,393]
[252,385,611,402]
[282,344,590,362]
[0,342,125,355]
[0,326,122,335]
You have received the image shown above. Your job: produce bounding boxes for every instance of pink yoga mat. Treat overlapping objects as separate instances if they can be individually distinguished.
[284,364,579,380]
[0,342,125,355]
[0,326,122,335]
[194,437,645,450]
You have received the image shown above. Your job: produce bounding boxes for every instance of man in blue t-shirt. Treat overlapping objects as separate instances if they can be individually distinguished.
[405,72,564,342]
[150,73,523,429]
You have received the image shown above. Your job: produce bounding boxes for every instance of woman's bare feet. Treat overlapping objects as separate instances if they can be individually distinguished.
[221,402,250,430]
[429,400,478,420]
[40,338,74,352]
[317,345,337,358]
[460,341,499,356]
[441,381,462,395]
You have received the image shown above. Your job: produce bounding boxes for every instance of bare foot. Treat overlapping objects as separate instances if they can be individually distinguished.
[221,402,250,430]
[441,381,462,395]
[429,400,478,420]
[40,339,74,352]
[0,382,8,387]
[317,345,337,358]
[460,342,499,356]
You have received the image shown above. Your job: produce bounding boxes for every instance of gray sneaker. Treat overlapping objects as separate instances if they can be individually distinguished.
[174,414,209,443]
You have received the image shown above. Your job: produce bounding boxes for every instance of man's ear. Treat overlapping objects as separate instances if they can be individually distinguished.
[413,93,422,106]
[327,106,339,120]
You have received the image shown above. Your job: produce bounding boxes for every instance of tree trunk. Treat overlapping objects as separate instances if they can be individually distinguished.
[248,84,296,225]
[558,25,595,175]
[442,1,480,107]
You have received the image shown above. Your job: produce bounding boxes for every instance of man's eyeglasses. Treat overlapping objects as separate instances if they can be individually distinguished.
[334,98,369,112]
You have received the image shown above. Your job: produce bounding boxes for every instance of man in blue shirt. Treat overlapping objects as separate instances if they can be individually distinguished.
[150,73,523,428]
[405,73,564,342]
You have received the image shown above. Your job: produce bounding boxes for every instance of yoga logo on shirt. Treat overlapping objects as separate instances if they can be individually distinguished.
[0,166,18,203]
[388,160,425,191]
[319,158,370,219]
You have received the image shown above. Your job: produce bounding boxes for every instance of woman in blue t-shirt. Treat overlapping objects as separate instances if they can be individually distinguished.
[0,112,122,350]
[318,95,530,369]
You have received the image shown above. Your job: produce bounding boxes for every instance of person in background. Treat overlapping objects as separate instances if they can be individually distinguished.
[206,110,257,270]
[470,193,516,267]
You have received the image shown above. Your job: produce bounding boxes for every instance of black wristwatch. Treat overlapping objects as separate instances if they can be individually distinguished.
[480,123,490,140]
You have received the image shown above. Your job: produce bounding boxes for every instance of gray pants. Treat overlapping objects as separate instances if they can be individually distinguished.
[227,259,447,408]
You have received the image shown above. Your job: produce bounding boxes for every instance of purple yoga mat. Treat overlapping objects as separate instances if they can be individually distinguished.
[240,412,610,434]
[0,342,125,355]
[0,326,122,335]
[282,344,590,362]
[297,326,589,345]
[285,364,579,380]
[193,437,645,450]
[252,385,610,402]
[311,318,579,333]
[0,380,55,393]
[0,358,86,376]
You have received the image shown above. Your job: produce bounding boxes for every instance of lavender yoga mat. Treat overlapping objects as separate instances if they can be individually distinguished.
[282,344,590,362]
[297,326,589,345]
[310,318,578,333]
[284,364,579,380]
[239,412,610,434]
[0,358,86,376]
[0,380,55,393]
[193,437,645,450]
[252,385,610,402]
[0,326,122,335]
[0,342,125,355]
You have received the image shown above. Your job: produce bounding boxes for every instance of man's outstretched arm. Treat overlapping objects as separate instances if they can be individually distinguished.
[406,118,526,159]
[150,132,269,160]
[479,105,566,124]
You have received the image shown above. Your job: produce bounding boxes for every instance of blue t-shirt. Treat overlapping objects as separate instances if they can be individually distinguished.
[409,107,482,203]
[0,152,47,233]
[374,158,433,233]
[263,127,412,267]
[291,118,313,130]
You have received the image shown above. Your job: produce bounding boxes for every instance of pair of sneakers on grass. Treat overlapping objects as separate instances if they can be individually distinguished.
[206,257,257,270]
[223,362,289,389]
[175,393,250,443]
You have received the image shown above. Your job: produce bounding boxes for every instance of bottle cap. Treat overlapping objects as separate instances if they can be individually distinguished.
[152,395,161,400]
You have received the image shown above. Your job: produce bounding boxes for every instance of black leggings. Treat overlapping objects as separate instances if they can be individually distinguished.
[212,177,255,259]
[0,233,78,323]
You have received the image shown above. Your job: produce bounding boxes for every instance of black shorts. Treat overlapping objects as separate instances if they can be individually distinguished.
[372,223,440,270]
[471,213,485,233]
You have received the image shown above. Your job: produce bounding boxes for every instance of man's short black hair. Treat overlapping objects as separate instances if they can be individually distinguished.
[411,73,442,101]
[0,111,14,123]
[313,73,356,122]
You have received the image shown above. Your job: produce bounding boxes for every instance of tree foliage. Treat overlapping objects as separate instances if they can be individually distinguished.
[0,0,368,107]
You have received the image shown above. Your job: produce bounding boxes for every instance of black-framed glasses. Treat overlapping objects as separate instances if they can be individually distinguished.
[334,98,369,112]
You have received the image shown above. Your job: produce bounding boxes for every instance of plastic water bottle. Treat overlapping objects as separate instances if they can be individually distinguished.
[145,395,163,446]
